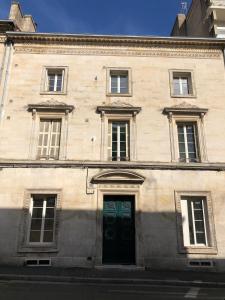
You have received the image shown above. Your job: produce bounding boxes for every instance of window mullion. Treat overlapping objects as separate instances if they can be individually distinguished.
[54,74,57,92]
[40,199,47,243]
[117,124,120,161]
[47,121,53,157]
[179,77,183,95]
[183,125,189,162]
[191,201,197,245]
[117,76,120,93]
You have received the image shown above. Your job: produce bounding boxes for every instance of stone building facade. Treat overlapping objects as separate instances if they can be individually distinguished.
[0,2,225,271]
[172,0,225,38]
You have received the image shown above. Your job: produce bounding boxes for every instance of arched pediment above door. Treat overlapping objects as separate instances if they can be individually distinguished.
[91,170,145,184]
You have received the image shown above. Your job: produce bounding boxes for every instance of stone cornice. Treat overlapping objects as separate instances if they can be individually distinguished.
[163,103,208,116]
[97,105,141,115]
[27,101,74,113]
[0,160,225,171]
[6,32,225,48]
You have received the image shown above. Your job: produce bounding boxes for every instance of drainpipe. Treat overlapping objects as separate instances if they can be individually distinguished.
[0,39,13,121]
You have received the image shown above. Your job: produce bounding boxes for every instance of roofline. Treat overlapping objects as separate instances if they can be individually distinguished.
[5,31,225,47]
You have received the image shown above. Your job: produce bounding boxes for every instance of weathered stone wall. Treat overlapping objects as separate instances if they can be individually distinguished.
[0,168,224,270]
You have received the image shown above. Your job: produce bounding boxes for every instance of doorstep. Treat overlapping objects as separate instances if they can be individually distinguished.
[95,265,145,271]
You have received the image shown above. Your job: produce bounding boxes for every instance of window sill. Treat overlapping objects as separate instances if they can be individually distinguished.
[179,246,217,255]
[40,91,67,95]
[106,93,132,97]
[18,246,58,253]
[171,94,196,98]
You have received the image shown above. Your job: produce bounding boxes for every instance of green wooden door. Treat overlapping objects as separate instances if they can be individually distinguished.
[103,195,135,264]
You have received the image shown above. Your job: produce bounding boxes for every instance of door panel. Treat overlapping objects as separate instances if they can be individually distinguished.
[103,195,135,264]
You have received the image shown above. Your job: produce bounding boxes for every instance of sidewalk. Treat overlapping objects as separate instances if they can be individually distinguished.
[0,266,225,288]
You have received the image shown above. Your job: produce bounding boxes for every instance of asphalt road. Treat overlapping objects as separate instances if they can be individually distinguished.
[0,281,225,300]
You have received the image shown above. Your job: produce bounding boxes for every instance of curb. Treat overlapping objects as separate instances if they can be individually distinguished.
[0,274,225,288]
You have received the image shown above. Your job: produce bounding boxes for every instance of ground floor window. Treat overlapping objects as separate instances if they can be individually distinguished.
[28,194,56,244]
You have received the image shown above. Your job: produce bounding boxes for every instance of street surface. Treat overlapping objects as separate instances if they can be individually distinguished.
[0,281,225,300]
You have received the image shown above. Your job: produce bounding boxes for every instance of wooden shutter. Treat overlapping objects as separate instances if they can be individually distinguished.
[37,119,61,159]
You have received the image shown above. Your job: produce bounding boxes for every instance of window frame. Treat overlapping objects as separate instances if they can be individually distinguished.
[108,120,130,161]
[165,112,208,163]
[37,118,62,160]
[169,69,196,98]
[175,191,217,254]
[18,189,62,253]
[177,122,199,163]
[27,194,57,246]
[106,67,132,97]
[40,66,68,95]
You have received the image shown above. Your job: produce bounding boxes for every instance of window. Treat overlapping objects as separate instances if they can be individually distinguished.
[110,71,128,94]
[108,121,129,161]
[97,105,141,161]
[37,119,61,160]
[47,69,63,92]
[28,101,74,160]
[41,66,68,94]
[163,104,208,163]
[177,122,199,162]
[169,70,196,97]
[175,191,217,254]
[28,194,56,244]
[106,68,132,96]
[180,196,208,247]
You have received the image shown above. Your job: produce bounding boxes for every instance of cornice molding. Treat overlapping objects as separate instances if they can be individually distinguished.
[27,100,74,113]
[0,160,225,171]
[13,44,221,59]
[163,102,208,115]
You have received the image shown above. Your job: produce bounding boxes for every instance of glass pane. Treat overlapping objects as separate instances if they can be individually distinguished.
[44,219,54,230]
[173,78,181,95]
[45,208,55,218]
[196,232,206,244]
[43,231,54,243]
[181,78,189,94]
[33,199,44,207]
[29,231,41,243]
[46,197,55,207]
[30,218,42,231]
[32,208,43,218]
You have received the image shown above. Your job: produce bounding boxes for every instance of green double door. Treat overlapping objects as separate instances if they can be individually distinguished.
[103,195,135,265]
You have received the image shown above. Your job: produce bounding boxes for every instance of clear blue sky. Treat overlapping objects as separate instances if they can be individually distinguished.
[0,0,191,36]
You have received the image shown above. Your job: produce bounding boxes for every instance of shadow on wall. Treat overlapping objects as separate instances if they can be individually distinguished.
[0,204,221,272]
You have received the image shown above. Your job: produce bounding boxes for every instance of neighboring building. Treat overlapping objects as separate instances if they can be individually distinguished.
[171,0,225,38]
[1,2,225,271]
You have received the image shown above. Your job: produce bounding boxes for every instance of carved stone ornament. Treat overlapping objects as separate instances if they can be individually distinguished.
[27,100,74,113]
[91,170,145,184]
[163,102,208,115]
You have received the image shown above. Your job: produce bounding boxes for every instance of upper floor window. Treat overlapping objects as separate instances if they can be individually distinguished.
[169,70,196,98]
[177,122,199,163]
[163,104,208,163]
[40,66,68,95]
[28,194,56,244]
[47,69,64,92]
[28,101,74,160]
[37,119,61,160]
[106,68,132,96]
[108,121,129,161]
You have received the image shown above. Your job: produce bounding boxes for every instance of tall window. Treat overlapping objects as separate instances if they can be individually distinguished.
[177,123,199,162]
[28,195,56,244]
[110,70,129,94]
[108,121,129,161]
[37,119,61,160]
[180,196,208,247]
[47,69,64,92]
